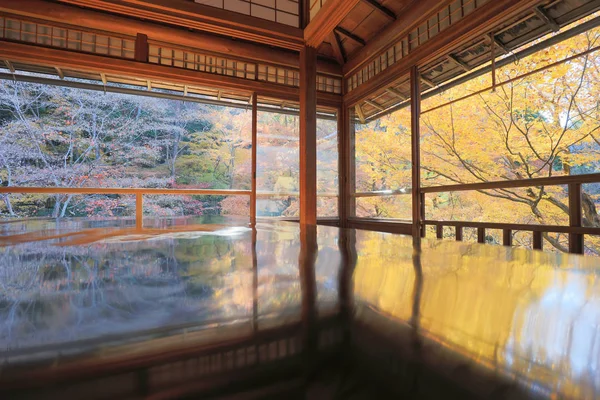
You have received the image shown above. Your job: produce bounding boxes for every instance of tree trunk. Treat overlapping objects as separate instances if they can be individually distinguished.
[52,196,62,218]
[3,195,15,216]
[60,195,74,218]
[582,192,600,227]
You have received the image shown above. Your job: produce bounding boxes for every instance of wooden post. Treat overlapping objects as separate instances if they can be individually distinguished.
[420,192,426,238]
[477,227,485,243]
[299,225,318,363]
[503,229,512,246]
[436,224,443,239]
[134,33,149,63]
[533,231,543,250]
[136,193,143,230]
[299,46,318,226]
[339,106,355,228]
[455,226,463,241]
[410,66,422,241]
[301,0,311,28]
[250,93,257,227]
[252,228,258,333]
[569,183,584,254]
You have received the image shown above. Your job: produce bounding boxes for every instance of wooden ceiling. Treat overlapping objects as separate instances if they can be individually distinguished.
[3,0,600,119]
[318,0,417,64]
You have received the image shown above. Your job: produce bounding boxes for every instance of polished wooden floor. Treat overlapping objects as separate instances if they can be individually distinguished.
[0,216,599,399]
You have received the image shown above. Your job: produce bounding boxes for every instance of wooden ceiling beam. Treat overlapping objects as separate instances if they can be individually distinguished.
[362,0,396,21]
[0,0,341,76]
[304,0,362,48]
[0,40,341,107]
[329,31,346,65]
[344,0,542,106]
[57,0,304,51]
[335,27,366,47]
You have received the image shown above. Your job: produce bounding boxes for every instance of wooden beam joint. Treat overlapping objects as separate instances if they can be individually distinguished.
[335,27,366,46]
[362,0,396,21]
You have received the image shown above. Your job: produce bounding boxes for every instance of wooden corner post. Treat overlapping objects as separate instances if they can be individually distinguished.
[569,183,584,254]
[410,66,422,241]
[250,93,257,227]
[300,46,318,226]
[339,106,355,228]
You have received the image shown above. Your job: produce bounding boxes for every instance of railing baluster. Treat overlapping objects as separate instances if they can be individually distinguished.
[477,227,485,243]
[568,183,584,254]
[455,226,463,241]
[502,229,512,246]
[436,224,443,239]
[136,192,143,230]
[533,231,543,250]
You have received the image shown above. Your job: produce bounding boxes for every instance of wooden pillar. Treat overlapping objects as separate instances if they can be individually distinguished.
[533,231,543,250]
[339,106,355,228]
[135,193,143,230]
[250,93,257,227]
[301,0,311,28]
[134,33,149,63]
[300,46,318,226]
[252,228,258,333]
[299,225,318,363]
[503,229,512,246]
[410,66,422,241]
[568,183,584,254]
[477,227,485,243]
[436,224,443,239]
[455,226,463,241]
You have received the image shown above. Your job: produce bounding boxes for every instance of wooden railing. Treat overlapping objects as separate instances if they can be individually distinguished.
[351,173,600,254]
[420,173,600,254]
[0,187,341,228]
[0,186,252,229]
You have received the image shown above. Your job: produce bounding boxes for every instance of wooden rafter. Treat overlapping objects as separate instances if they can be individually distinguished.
[335,27,366,46]
[355,104,366,123]
[343,0,449,75]
[447,54,471,72]
[362,0,395,21]
[3,60,15,73]
[55,67,65,79]
[344,0,543,106]
[365,99,384,111]
[421,77,435,88]
[534,6,560,32]
[329,31,346,65]
[304,0,362,48]
[385,87,406,101]
[489,34,510,54]
[57,0,304,51]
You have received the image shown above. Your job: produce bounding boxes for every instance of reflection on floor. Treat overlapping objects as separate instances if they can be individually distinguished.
[0,216,599,399]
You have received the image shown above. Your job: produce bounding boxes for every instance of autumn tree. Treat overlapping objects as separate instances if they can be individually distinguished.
[355,26,600,253]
